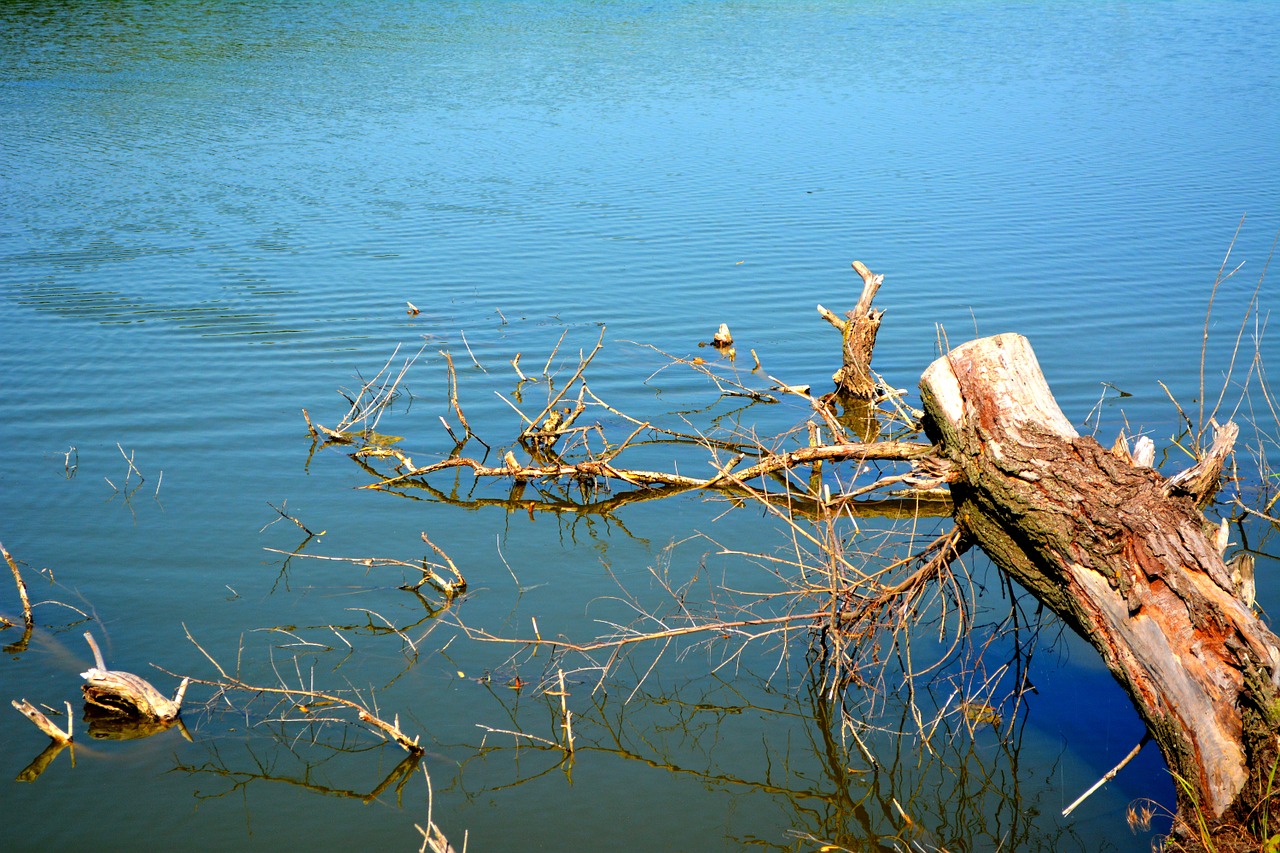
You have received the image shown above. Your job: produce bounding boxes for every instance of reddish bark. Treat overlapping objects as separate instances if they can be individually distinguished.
[919,333,1280,824]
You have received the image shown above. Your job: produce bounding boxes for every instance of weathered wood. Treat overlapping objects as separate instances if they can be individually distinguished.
[11,699,72,743]
[82,670,188,720]
[80,632,188,721]
[818,261,884,398]
[1165,420,1238,508]
[919,333,1280,822]
[1,539,34,629]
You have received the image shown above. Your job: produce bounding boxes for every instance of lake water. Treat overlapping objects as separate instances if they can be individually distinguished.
[2,1,1279,850]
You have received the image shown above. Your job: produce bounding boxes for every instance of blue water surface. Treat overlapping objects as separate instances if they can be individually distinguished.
[2,2,1278,850]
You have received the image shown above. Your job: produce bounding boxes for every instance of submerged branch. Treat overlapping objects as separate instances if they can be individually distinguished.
[365,440,935,493]
[175,625,424,755]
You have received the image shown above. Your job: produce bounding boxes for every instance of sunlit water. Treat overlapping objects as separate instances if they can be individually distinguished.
[2,2,1279,850]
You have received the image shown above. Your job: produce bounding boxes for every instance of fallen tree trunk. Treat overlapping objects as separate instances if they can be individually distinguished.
[919,333,1280,830]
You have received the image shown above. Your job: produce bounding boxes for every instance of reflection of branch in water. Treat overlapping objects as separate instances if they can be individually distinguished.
[173,738,422,806]
[447,658,1088,853]
[175,694,467,849]
[368,466,951,527]
[366,469,667,538]
[267,530,318,594]
[243,598,458,701]
[82,706,191,742]
[3,620,34,655]
[15,738,75,783]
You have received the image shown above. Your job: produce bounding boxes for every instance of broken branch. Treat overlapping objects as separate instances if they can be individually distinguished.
[1,539,34,629]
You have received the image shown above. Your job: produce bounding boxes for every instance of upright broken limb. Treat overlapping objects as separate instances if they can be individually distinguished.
[818,261,884,399]
[919,333,1280,827]
[11,699,73,744]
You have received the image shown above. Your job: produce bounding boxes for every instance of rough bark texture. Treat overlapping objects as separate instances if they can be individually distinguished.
[919,333,1280,824]
[819,261,884,398]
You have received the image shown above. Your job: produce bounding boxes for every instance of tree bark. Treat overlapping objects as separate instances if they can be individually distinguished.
[918,333,1280,826]
[818,261,884,398]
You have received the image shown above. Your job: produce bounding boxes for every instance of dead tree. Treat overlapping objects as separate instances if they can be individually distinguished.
[919,333,1280,831]
[309,261,1280,842]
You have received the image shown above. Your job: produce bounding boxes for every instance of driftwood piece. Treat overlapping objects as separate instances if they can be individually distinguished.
[1,539,34,629]
[919,333,1280,822]
[818,261,884,398]
[11,699,72,743]
[80,632,188,721]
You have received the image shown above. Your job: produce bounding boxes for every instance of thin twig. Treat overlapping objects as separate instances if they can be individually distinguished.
[117,443,145,484]
[459,330,486,372]
[263,501,322,537]
[1200,215,1246,444]
[1062,733,1151,816]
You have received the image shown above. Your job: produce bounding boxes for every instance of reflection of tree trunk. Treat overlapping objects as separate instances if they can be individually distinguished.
[830,392,882,444]
[82,705,184,741]
[919,333,1280,825]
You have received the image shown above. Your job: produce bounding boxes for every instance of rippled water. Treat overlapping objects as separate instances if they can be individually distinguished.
[2,2,1279,850]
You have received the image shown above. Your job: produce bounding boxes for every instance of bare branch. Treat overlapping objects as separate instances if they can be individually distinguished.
[1,540,34,628]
